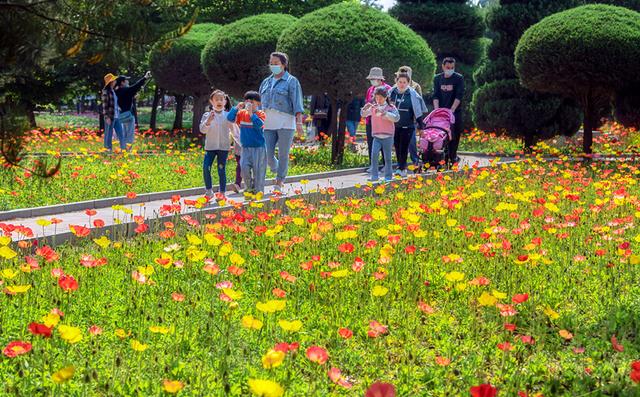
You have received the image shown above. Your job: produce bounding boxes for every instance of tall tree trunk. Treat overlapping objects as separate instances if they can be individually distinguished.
[523,131,536,153]
[191,94,209,135]
[149,86,163,131]
[23,101,37,128]
[582,94,594,155]
[173,94,185,131]
[330,97,347,165]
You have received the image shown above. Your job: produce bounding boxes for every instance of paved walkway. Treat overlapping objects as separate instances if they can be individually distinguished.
[5,155,501,242]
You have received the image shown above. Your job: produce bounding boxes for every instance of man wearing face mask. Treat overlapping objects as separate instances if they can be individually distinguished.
[365,67,391,171]
[432,57,465,165]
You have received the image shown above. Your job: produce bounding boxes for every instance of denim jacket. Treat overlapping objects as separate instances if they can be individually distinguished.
[259,72,304,116]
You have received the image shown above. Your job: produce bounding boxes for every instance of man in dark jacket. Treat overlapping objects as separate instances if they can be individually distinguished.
[115,71,151,150]
[101,73,123,151]
[309,93,332,143]
[345,95,364,151]
[432,57,465,164]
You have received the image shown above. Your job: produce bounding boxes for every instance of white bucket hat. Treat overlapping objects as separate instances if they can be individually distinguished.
[366,67,385,80]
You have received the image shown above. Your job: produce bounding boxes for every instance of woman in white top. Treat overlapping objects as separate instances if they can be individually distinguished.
[200,90,235,198]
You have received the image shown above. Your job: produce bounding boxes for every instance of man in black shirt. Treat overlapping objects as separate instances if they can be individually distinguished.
[432,57,464,164]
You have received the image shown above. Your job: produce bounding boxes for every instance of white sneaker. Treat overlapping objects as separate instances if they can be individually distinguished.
[400,169,407,177]
[394,169,402,176]
[204,189,215,198]
[230,183,240,193]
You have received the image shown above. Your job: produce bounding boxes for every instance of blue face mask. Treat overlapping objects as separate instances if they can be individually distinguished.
[444,69,455,77]
[270,65,283,75]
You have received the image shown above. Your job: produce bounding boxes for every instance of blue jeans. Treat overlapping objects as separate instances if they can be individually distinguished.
[203,150,228,192]
[241,146,267,193]
[346,120,358,138]
[264,129,295,183]
[119,111,135,150]
[104,118,123,151]
[371,136,393,180]
[409,132,419,165]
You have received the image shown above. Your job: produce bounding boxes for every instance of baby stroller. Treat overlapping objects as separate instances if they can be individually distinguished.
[419,108,455,170]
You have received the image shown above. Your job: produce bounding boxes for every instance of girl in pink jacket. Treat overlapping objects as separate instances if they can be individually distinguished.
[361,86,400,181]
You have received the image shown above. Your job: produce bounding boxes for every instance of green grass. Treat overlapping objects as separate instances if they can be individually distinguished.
[0,159,639,396]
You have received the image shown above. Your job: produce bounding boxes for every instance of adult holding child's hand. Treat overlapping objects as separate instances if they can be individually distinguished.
[259,52,304,192]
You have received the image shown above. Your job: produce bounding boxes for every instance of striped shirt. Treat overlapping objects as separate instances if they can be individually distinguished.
[227,107,266,148]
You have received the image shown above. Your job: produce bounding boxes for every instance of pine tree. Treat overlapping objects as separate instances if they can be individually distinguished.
[471,0,583,149]
[390,0,484,130]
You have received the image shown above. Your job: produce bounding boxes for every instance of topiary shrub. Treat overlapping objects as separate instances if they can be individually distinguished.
[277,2,436,164]
[201,14,297,98]
[471,0,582,150]
[390,0,484,131]
[149,23,220,134]
[515,4,640,153]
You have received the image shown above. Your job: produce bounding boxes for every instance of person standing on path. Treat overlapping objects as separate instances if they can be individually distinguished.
[394,66,422,166]
[309,92,332,143]
[101,73,123,151]
[361,86,400,182]
[259,52,304,192]
[389,72,428,177]
[345,95,365,152]
[115,71,151,150]
[227,91,267,195]
[365,67,391,171]
[200,89,234,200]
[432,58,465,164]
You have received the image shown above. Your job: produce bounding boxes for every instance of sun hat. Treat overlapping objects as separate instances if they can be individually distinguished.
[103,73,117,87]
[366,67,385,80]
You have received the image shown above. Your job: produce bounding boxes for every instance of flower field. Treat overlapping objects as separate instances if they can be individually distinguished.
[1,158,640,396]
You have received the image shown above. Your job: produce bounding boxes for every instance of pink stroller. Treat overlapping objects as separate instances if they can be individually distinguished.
[419,108,455,169]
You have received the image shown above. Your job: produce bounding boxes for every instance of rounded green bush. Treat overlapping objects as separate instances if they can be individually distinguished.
[473,56,516,87]
[201,14,297,98]
[276,2,436,97]
[515,4,640,95]
[149,23,220,96]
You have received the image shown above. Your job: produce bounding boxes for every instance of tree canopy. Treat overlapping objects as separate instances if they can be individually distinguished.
[515,4,640,152]
[201,14,297,98]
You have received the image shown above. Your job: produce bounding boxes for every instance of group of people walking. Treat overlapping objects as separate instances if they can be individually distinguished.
[100,53,465,201]
[101,71,151,151]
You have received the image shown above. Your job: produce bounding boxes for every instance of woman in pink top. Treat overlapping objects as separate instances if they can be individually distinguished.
[361,86,400,182]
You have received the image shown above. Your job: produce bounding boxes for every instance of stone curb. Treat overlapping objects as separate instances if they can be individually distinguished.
[0,167,368,222]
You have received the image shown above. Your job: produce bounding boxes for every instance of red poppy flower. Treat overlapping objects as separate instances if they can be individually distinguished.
[171,292,185,302]
[85,209,97,217]
[338,242,354,253]
[306,346,329,365]
[93,219,105,228]
[503,323,516,332]
[497,341,514,351]
[272,288,286,298]
[630,361,640,383]
[274,342,299,353]
[365,382,396,397]
[28,322,53,338]
[134,224,149,234]
[338,328,353,339]
[511,293,529,304]
[58,274,78,292]
[611,335,624,352]
[367,321,388,338]
[126,191,137,199]
[327,367,352,388]
[404,245,416,254]
[228,266,245,276]
[470,383,498,397]
[69,224,90,237]
[3,341,32,358]
[279,271,296,283]
[89,325,103,336]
